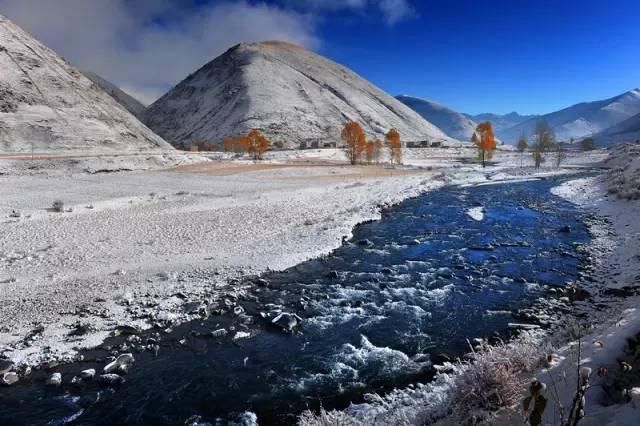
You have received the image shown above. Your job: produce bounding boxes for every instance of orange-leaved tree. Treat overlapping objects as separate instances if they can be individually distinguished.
[342,121,367,164]
[246,129,270,160]
[385,128,402,165]
[235,135,250,154]
[222,137,235,152]
[365,138,384,164]
[471,122,496,168]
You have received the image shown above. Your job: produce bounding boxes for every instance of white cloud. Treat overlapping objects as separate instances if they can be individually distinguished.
[0,0,318,104]
[283,0,415,25]
[377,0,415,25]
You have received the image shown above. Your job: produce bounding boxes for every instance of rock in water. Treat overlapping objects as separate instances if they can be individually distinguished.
[80,369,96,380]
[98,374,125,386]
[1,372,19,386]
[104,353,135,374]
[146,41,452,149]
[272,313,302,332]
[46,372,62,387]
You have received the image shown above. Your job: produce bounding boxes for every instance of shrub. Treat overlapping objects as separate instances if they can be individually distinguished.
[52,200,64,212]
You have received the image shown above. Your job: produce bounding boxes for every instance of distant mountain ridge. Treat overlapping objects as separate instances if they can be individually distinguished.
[396,95,477,140]
[593,111,640,145]
[499,89,640,144]
[146,41,453,148]
[466,112,537,139]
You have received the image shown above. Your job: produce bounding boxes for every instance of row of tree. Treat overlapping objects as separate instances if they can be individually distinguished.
[341,121,403,165]
[515,121,594,168]
[221,129,270,160]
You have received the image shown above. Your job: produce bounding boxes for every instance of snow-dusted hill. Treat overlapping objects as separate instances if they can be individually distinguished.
[396,95,477,140]
[82,71,147,121]
[501,89,640,144]
[593,112,640,145]
[146,41,452,148]
[0,14,171,153]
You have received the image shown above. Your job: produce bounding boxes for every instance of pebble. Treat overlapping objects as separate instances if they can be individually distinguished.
[1,372,19,386]
[211,328,228,338]
[98,373,125,386]
[80,368,96,379]
[46,372,62,387]
[104,353,135,374]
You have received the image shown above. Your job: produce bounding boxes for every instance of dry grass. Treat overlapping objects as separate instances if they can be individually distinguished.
[298,332,550,426]
[170,161,424,180]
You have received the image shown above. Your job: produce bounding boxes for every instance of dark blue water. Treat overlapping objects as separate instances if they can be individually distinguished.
[0,177,591,426]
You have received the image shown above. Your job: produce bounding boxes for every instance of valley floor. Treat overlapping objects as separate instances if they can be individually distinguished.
[0,148,607,372]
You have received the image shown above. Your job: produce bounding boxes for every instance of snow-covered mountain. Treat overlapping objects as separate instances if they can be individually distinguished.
[146,41,452,148]
[501,89,640,144]
[396,95,477,140]
[466,112,537,139]
[593,112,640,145]
[0,14,171,153]
[82,71,147,121]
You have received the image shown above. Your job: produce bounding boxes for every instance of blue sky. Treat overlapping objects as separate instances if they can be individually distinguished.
[295,0,640,115]
[2,0,639,114]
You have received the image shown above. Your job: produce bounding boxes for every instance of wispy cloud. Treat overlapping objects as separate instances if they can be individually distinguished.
[283,0,415,25]
[0,0,319,105]
[377,0,416,25]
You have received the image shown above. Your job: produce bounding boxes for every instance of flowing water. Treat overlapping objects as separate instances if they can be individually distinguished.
[0,176,593,425]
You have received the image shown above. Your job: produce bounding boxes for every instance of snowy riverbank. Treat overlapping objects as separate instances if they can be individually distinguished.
[0,148,607,376]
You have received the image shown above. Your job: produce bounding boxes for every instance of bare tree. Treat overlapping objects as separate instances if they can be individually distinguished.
[516,133,528,167]
[555,142,568,167]
[580,137,595,151]
[532,121,555,168]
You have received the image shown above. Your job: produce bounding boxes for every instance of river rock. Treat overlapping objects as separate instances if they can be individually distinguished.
[558,226,571,233]
[98,373,125,386]
[47,372,62,387]
[104,353,135,374]
[272,313,302,332]
[80,368,96,379]
[115,325,139,336]
[254,278,269,287]
[211,328,228,338]
[1,372,19,386]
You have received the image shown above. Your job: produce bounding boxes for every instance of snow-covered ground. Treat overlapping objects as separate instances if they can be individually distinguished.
[493,163,640,425]
[0,148,607,371]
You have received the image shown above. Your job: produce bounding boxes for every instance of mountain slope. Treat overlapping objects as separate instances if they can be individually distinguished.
[82,71,147,121]
[467,112,537,139]
[593,112,640,145]
[396,95,476,140]
[0,14,171,153]
[501,89,640,144]
[146,41,452,148]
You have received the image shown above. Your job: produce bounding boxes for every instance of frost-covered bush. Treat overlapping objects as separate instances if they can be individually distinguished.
[605,144,640,200]
[298,332,548,426]
[51,200,65,212]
